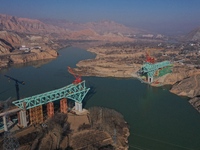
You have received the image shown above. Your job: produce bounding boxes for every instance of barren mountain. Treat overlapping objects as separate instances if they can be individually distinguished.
[84,20,143,35]
[0,31,22,47]
[0,14,67,35]
[41,19,146,35]
[0,38,13,54]
[1,14,139,42]
[184,27,200,41]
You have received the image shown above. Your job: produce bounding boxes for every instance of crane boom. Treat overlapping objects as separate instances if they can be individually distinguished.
[67,67,82,84]
[4,75,25,85]
[4,75,25,100]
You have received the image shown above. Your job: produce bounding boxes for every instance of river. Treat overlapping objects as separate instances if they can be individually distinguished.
[0,47,200,150]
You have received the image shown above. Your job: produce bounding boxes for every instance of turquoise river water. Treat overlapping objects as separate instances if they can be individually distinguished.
[0,47,200,150]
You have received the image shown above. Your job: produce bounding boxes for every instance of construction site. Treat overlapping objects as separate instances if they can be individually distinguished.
[0,67,129,150]
[136,50,173,85]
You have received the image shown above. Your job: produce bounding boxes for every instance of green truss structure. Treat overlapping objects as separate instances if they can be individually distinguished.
[12,81,90,110]
[140,61,171,77]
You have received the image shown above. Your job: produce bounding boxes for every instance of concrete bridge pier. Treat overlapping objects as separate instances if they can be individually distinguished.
[148,76,153,83]
[75,102,83,112]
[18,110,27,127]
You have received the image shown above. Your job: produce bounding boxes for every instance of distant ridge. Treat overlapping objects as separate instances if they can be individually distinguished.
[184,27,200,41]
[41,19,146,35]
[1,13,147,43]
[0,14,66,34]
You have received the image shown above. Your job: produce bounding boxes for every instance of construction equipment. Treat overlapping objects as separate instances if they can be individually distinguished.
[145,50,155,64]
[67,67,82,84]
[4,75,25,100]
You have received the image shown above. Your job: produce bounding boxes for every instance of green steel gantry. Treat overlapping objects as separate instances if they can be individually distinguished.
[137,60,172,83]
[12,80,90,110]
[140,61,171,77]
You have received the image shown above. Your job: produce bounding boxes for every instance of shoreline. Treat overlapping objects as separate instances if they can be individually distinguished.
[1,45,200,113]
[73,46,200,113]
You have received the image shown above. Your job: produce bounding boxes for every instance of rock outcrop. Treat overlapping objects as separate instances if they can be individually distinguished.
[0,31,22,47]
[163,65,200,85]
[0,39,12,54]
[189,97,200,112]
[170,74,200,112]
[170,74,200,98]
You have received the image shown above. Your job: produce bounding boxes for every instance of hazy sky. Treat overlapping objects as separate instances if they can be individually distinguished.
[1,0,200,34]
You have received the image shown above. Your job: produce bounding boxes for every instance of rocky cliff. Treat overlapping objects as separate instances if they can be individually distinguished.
[0,31,22,47]
[0,39,12,54]
[170,74,200,98]
[163,65,200,85]
[170,73,200,112]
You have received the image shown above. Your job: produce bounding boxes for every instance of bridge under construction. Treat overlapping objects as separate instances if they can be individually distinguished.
[136,50,173,84]
[138,61,173,83]
[0,80,90,131]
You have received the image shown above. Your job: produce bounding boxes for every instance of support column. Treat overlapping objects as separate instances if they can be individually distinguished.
[3,115,8,131]
[75,102,79,111]
[47,102,54,118]
[60,98,68,114]
[78,103,82,112]
[148,76,153,83]
[18,110,27,127]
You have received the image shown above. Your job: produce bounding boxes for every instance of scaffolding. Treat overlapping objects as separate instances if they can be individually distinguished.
[47,102,54,118]
[29,105,43,124]
[60,98,68,114]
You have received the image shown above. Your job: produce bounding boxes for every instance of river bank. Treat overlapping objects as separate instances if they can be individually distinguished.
[1,47,200,150]
[73,46,200,112]
[0,47,58,69]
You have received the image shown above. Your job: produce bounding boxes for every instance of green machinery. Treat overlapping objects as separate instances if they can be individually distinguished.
[138,61,172,83]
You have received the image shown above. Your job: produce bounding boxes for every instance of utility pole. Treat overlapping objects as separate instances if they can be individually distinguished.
[4,75,25,100]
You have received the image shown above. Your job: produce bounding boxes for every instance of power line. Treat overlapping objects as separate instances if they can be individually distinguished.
[129,144,150,150]
[131,133,194,150]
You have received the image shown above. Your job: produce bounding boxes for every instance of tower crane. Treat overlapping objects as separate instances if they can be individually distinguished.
[67,67,82,84]
[4,75,25,100]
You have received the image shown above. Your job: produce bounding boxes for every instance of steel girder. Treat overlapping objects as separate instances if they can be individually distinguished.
[141,61,171,77]
[12,81,90,110]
